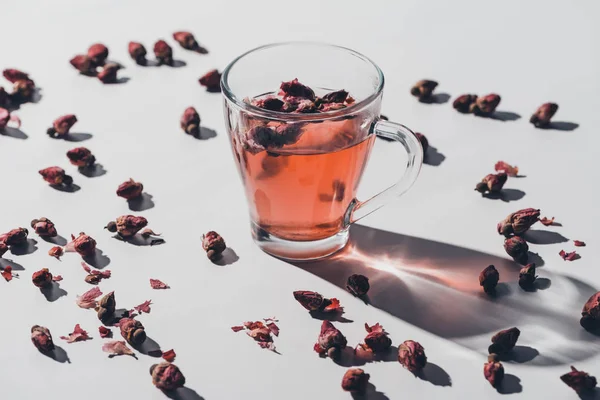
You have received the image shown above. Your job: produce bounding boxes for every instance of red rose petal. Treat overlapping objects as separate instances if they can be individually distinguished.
[150,278,169,289]
[60,324,91,343]
[133,300,152,314]
[99,326,112,338]
[559,250,579,261]
[231,326,245,332]
[574,240,586,247]
[102,340,135,357]
[365,323,385,334]
[52,275,63,281]
[162,349,176,362]
[266,322,280,337]
[1,265,14,281]
[539,217,555,226]
[323,298,342,312]
[494,161,519,177]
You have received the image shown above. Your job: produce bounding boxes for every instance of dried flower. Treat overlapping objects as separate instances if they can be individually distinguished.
[561,366,597,393]
[453,94,478,113]
[134,300,152,314]
[117,178,143,200]
[31,325,55,353]
[47,114,78,138]
[81,262,111,284]
[32,268,53,288]
[495,161,519,177]
[97,291,116,324]
[280,78,315,101]
[504,236,529,264]
[150,362,186,391]
[199,69,222,92]
[65,233,96,257]
[559,250,579,261]
[1,265,16,281]
[11,79,36,102]
[3,68,31,83]
[97,63,121,84]
[231,320,277,351]
[76,286,103,309]
[0,107,21,130]
[99,326,112,338]
[574,240,586,247]
[128,42,147,65]
[321,89,349,104]
[497,208,541,237]
[202,231,226,261]
[472,94,501,116]
[411,79,438,101]
[242,123,305,153]
[49,246,64,260]
[0,227,29,246]
[70,55,96,76]
[293,290,342,313]
[103,340,135,357]
[87,43,109,66]
[30,217,57,237]
[65,147,96,168]
[488,327,520,354]
[314,321,347,359]
[398,340,427,372]
[341,368,370,393]
[475,173,507,194]
[162,349,176,362]
[120,318,146,346]
[250,96,285,112]
[105,215,148,238]
[539,217,555,226]
[154,40,173,66]
[581,291,600,331]
[173,31,204,52]
[150,279,169,289]
[180,107,201,136]
[484,354,505,388]
[60,324,91,343]
[346,274,370,297]
[530,103,558,128]
[39,166,73,186]
[479,265,500,294]
[363,323,392,353]
[518,263,537,290]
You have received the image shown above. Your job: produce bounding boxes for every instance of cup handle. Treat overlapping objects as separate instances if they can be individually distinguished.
[346,119,424,224]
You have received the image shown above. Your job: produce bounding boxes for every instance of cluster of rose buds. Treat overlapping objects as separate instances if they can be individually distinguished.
[360,323,392,353]
[346,274,370,297]
[453,94,501,116]
[580,291,600,331]
[518,263,537,290]
[497,208,540,237]
[47,114,78,138]
[117,178,144,200]
[180,107,201,137]
[314,321,347,360]
[0,107,21,130]
[231,319,279,351]
[504,236,529,264]
[341,369,370,393]
[66,147,96,168]
[70,44,121,83]
[2,68,36,105]
[530,103,558,128]
[202,231,226,261]
[398,340,427,372]
[561,366,597,394]
[173,31,207,53]
[150,362,186,391]
[31,325,55,353]
[475,172,507,194]
[488,327,520,354]
[0,227,29,247]
[105,215,148,238]
[199,69,222,92]
[484,354,505,388]
[30,218,57,237]
[97,291,116,324]
[410,80,438,102]
[120,317,147,346]
[39,166,73,187]
[154,40,174,66]
[293,290,342,313]
[479,265,499,294]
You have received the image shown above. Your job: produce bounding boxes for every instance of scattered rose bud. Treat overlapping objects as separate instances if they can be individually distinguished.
[504,236,529,264]
[97,63,121,84]
[103,340,135,357]
[150,279,169,289]
[11,79,36,102]
[453,94,478,113]
[280,78,316,101]
[60,324,91,343]
[87,43,109,66]
[97,291,116,324]
[314,321,347,360]
[519,263,537,290]
[341,368,370,393]
[410,80,438,101]
[574,240,586,247]
[49,246,64,260]
[530,103,558,128]
[65,233,96,257]
[162,349,176,362]
[488,327,520,354]
[559,250,579,261]
[202,231,226,261]
[120,318,146,346]
[66,147,96,168]
[134,300,152,314]
[484,354,505,388]
[293,290,342,313]
[495,161,519,177]
[47,114,78,138]
[479,265,500,294]
[117,178,143,200]
[497,208,541,237]
[231,320,277,351]
[3,68,31,83]
[0,227,29,246]
[32,268,53,288]
[173,31,205,52]
[70,55,96,76]
[539,217,555,226]
[561,366,597,394]
[1,265,16,281]
[398,340,427,372]
[128,42,147,65]
[180,107,201,136]
[199,69,222,92]
[31,325,55,353]
[580,291,600,331]
[475,173,507,194]
[154,40,173,66]
[346,274,370,297]
[39,166,73,186]
[471,94,501,116]
[150,362,186,391]
[99,326,112,338]
[30,217,57,237]
[76,286,103,309]
[0,107,21,130]
[363,323,392,353]
[106,215,148,238]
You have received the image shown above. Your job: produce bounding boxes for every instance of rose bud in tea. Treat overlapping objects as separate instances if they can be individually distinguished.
[561,366,597,393]
[475,173,507,194]
[202,231,226,261]
[479,265,499,294]
[488,327,520,354]
[117,178,143,200]
[346,274,370,297]
[154,40,173,66]
[120,318,146,346]
[70,55,96,76]
[199,69,221,92]
[106,215,148,238]
[314,321,347,360]
[47,114,77,138]
[398,340,427,372]
[530,103,558,128]
[30,217,57,238]
[341,369,370,393]
[128,42,147,65]
[66,147,96,168]
[504,236,529,264]
[31,325,55,353]
[497,208,540,237]
[484,354,505,388]
[453,94,477,113]
[580,291,600,331]
[180,107,201,137]
[519,263,537,290]
[150,362,186,391]
[0,227,29,246]
[87,43,109,66]
[410,79,438,101]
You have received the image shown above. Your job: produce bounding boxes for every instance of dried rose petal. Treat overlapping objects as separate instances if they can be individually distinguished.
[398,340,427,372]
[1,265,15,281]
[66,233,96,257]
[47,114,78,138]
[120,318,146,346]
[475,173,507,194]
[30,217,57,237]
[180,107,201,136]
[410,80,438,101]
[484,354,505,388]
[539,217,555,226]
[3,68,31,83]
[559,250,579,261]
[76,286,103,309]
[581,291,600,330]
[0,227,29,246]
[31,325,55,353]
[363,323,392,352]
[518,263,537,290]
[87,43,109,66]
[293,290,342,313]
[99,326,112,338]
[530,103,559,128]
[495,161,519,177]
[97,63,121,84]
[32,268,53,288]
[199,69,221,92]
[232,320,276,351]
[346,274,370,297]
[154,40,173,66]
[479,265,499,294]
[162,349,176,362]
[280,78,315,101]
[561,366,597,393]
[453,94,478,113]
[81,262,111,281]
[70,55,96,75]
[472,94,501,116]
[497,208,540,237]
[60,324,91,343]
[117,178,143,200]
[488,327,520,354]
[103,340,135,357]
[134,300,152,314]
[504,236,529,264]
[574,240,586,247]
[128,42,147,65]
[341,368,370,393]
[49,246,64,260]
[202,231,226,261]
[231,326,245,332]
[150,362,186,391]
[266,322,280,337]
[53,275,63,281]
[314,321,347,359]
[150,279,169,289]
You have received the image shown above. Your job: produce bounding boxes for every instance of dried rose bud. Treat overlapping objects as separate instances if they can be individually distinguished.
[341,368,370,393]
[97,63,121,84]
[484,354,505,388]
[31,325,55,353]
[49,246,63,260]
[518,263,537,290]
[321,89,348,104]
[410,79,438,101]
[495,161,519,177]
[475,173,508,194]
[251,96,285,112]
[497,208,540,237]
[199,69,222,92]
[346,274,370,297]
[414,132,429,153]
[398,340,427,372]
[530,103,558,128]
[30,217,57,237]
[1,227,29,246]
[280,78,316,101]
[314,321,347,359]
[128,42,147,65]
[202,231,226,261]
[120,318,146,346]
[106,215,148,238]
[504,236,529,264]
[489,327,520,354]
[87,43,109,66]
[479,265,499,294]
[471,94,501,116]
[68,233,97,257]
[180,107,201,136]
[32,268,53,288]
[364,323,392,353]
[66,147,96,168]
[580,291,600,331]
[85,274,101,284]
[561,366,597,393]
[3,68,31,83]
[173,31,200,51]
[150,362,186,391]
[11,79,35,102]
[47,114,78,138]
[293,290,342,313]
[98,291,116,313]
[154,40,173,66]
[453,94,478,113]
[70,55,96,75]
[0,242,8,257]
[117,178,143,200]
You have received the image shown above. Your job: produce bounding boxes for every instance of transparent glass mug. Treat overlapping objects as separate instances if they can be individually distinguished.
[221,42,423,260]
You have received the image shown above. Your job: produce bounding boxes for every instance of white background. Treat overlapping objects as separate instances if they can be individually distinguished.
[1,1,599,399]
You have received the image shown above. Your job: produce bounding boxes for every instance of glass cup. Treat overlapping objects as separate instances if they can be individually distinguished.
[221,42,423,260]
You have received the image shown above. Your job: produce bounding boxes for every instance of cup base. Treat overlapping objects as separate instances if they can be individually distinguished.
[251,223,349,261]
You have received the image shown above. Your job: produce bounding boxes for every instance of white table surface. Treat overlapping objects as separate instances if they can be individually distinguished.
[1,0,599,399]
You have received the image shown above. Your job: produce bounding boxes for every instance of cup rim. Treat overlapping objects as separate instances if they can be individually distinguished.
[221,41,385,121]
